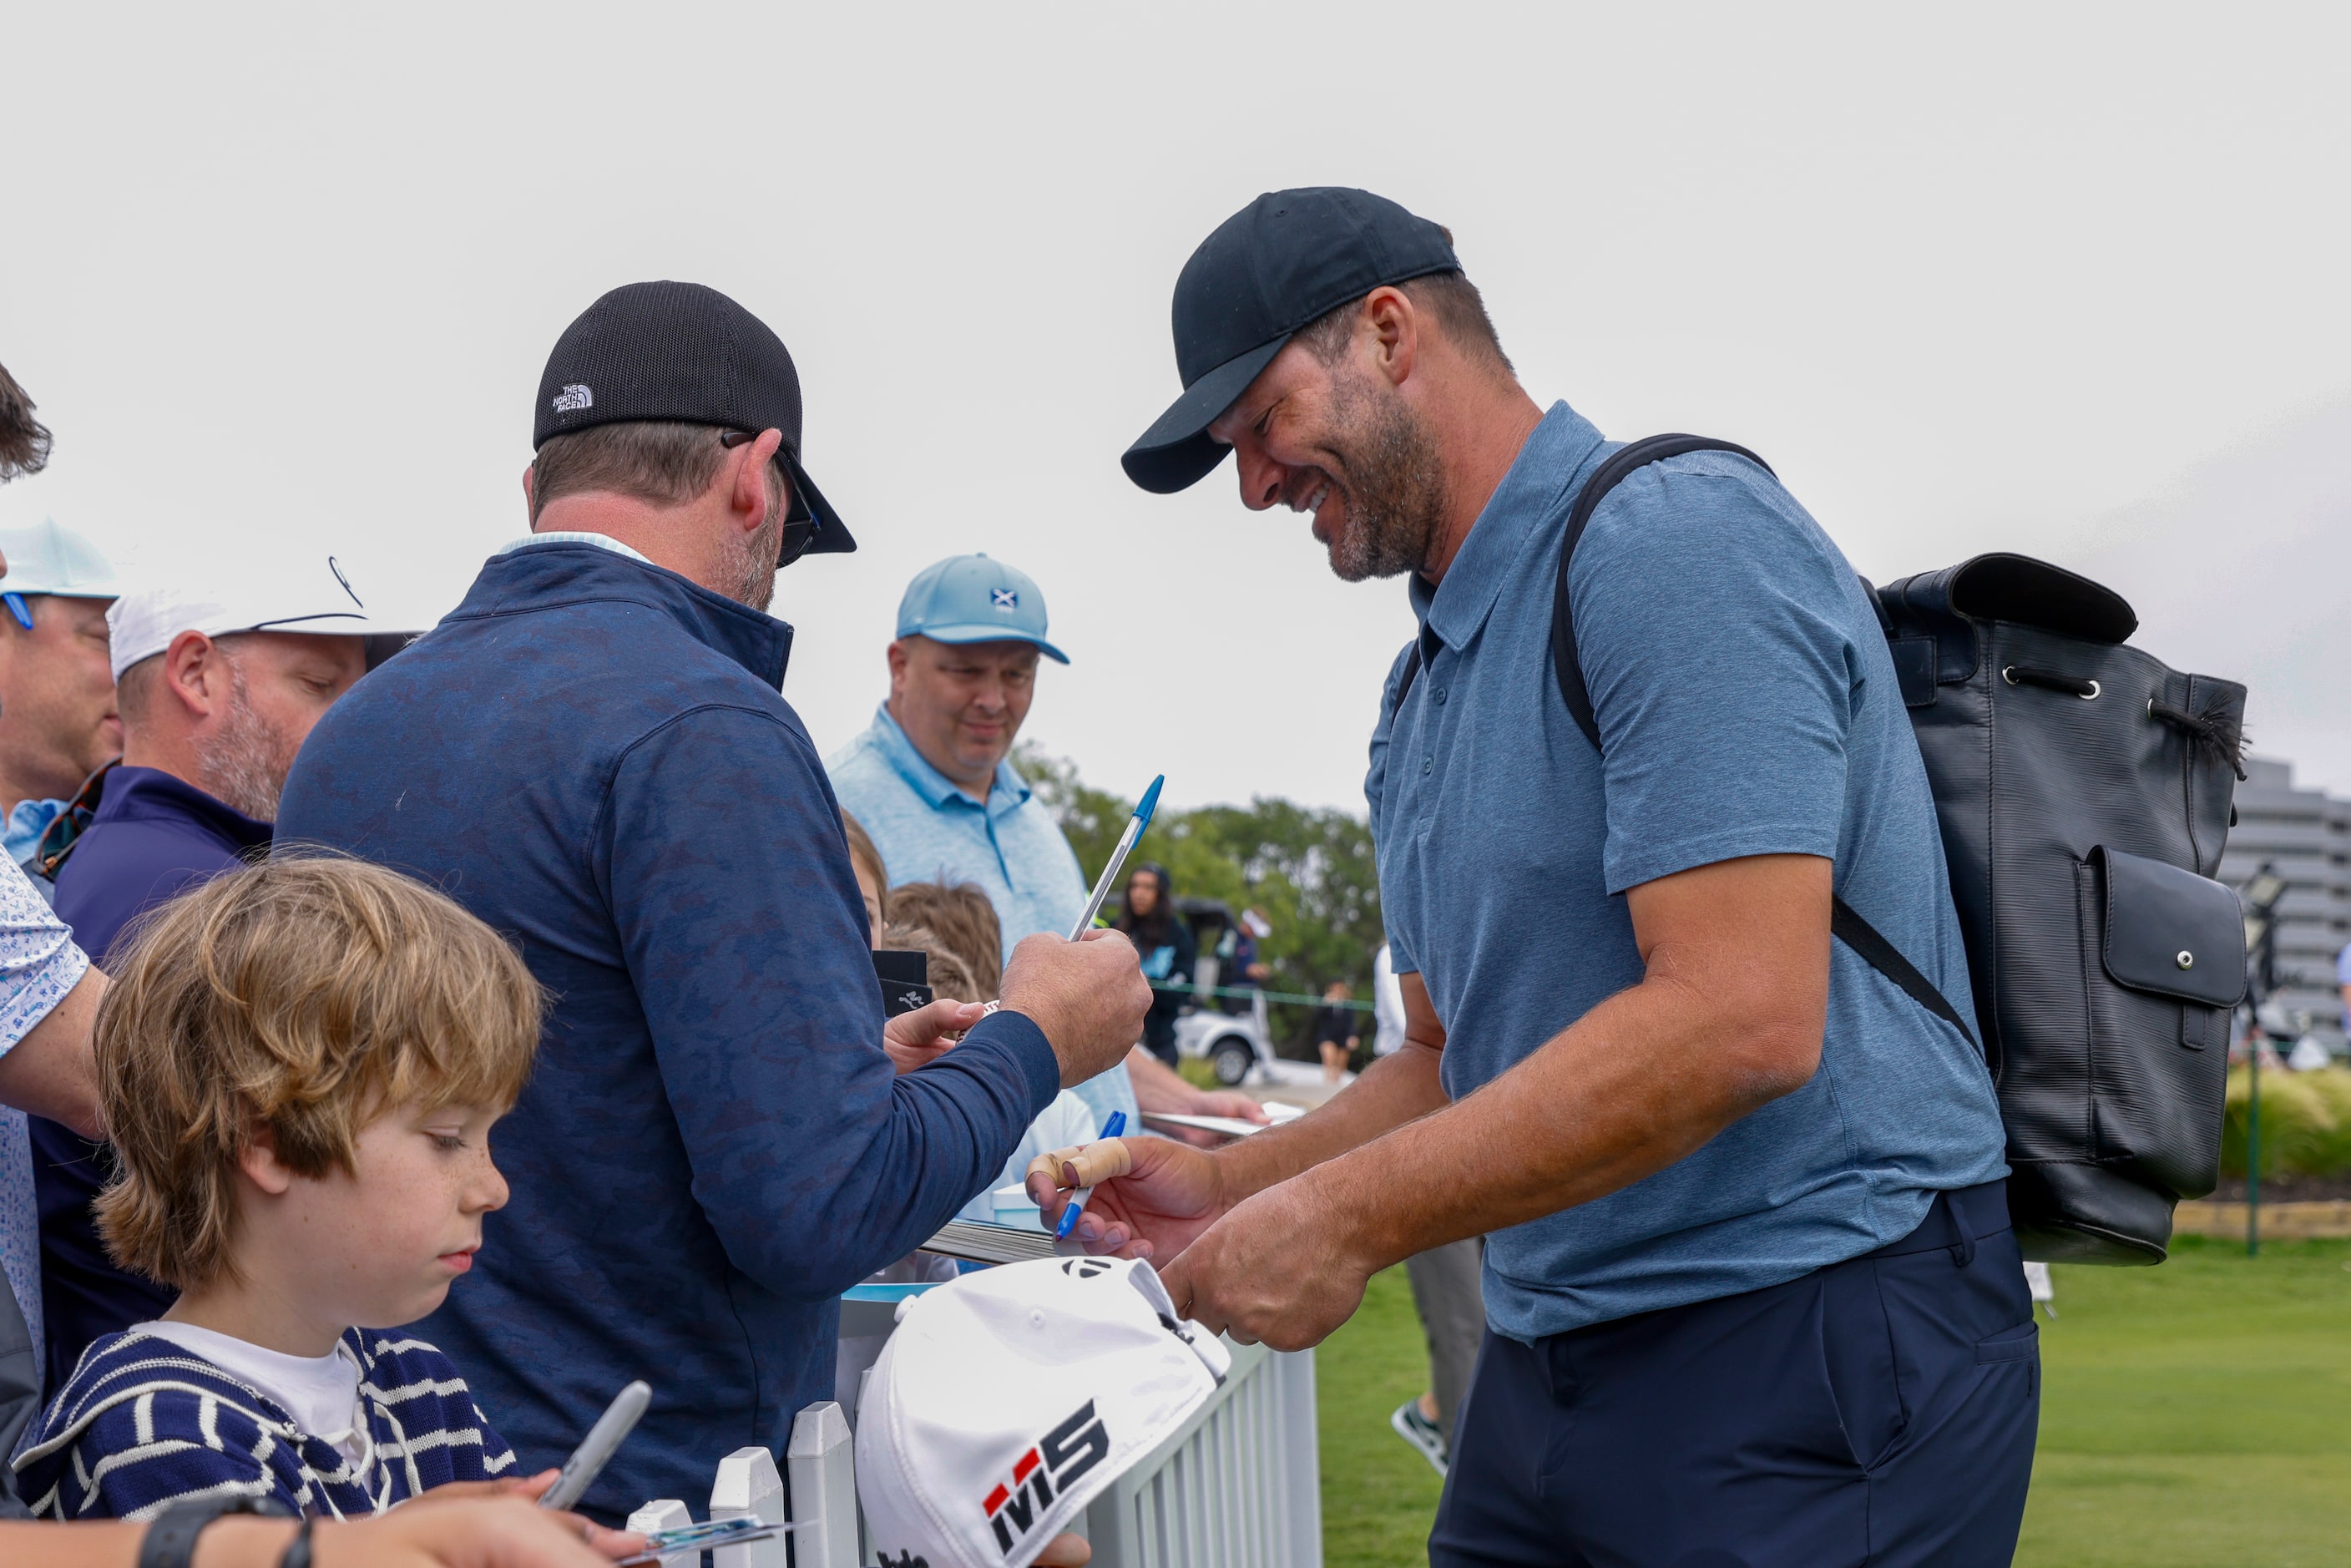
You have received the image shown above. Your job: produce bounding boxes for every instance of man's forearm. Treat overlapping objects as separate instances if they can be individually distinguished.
[1307,972,1810,1273]
[0,969,105,1136]
[1210,1042,1449,1204]
[1125,1046,1197,1110]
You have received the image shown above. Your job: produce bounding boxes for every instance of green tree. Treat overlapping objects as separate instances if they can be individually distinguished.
[1018,741,1386,1050]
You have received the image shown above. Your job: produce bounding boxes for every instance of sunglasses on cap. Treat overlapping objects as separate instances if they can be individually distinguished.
[720,429,822,569]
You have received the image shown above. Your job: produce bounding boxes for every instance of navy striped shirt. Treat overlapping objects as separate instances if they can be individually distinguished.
[13,1327,513,1520]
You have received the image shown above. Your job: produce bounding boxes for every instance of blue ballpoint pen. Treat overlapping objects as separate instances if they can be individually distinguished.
[1054,1110,1127,1239]
[978,774,1165,1021]
[1066,775,1163,940]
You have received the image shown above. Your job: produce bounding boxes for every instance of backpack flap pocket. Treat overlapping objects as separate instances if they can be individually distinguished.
[2096,847,2246,1009]
[2083,847,2240,1199]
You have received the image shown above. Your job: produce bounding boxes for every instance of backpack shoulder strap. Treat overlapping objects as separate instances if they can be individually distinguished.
[1550,433,1772,751]
[1829,898,1977,1047]
[1546,434,1978,1052]
[1393,639,1423,709]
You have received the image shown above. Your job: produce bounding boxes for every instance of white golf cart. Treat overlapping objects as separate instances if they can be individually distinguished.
[1168,898,1280,1086]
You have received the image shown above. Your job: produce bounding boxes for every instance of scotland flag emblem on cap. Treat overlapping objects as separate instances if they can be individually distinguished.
[991,588,1019,610]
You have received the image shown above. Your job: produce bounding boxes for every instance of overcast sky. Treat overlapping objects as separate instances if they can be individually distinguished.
[5,3,2346,809]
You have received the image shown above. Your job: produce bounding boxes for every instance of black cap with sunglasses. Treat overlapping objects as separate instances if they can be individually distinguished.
[533,281,857,563]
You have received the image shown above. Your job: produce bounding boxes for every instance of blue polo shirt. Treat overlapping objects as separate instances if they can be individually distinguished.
[828,708,1137,1130]
[1368,401,2006,1343]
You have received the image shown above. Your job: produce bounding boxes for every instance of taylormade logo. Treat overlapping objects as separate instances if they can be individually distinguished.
[980,1399,1109,1556]
[552,383,593,412]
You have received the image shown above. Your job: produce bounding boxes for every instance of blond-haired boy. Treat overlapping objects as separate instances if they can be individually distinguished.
[14,857,542,1520]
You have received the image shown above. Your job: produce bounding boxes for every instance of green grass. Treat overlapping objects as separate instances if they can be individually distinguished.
[1316,1239,2351,1567]
[1176,1056,1221,1092]
[2019,1236,2351,1566]
[1318,1267,1447,1566]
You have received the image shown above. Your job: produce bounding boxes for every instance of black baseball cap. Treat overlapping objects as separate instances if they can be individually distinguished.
[1121,188,1459,495]
[534,281,856,555]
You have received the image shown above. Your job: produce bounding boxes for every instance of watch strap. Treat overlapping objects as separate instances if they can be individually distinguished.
[139,1496,286,1568]
[277,1514,316,1568]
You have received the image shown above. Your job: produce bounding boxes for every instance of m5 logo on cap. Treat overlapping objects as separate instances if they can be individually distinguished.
[552,383,594,412]
[981,1400,1109,1555]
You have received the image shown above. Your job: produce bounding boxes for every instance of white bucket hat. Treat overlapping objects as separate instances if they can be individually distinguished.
[855,1257,1231,1568]
[105,554,410,682]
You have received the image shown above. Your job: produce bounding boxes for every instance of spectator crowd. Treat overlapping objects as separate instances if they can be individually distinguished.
[0,300,1170,1567]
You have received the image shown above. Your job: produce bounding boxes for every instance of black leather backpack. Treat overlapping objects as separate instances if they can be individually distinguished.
[1397,434,2251,1264]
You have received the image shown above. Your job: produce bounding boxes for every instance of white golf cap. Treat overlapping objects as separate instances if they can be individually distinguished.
[105,554,407,682]
[856,1257,1231,1568]
[0,519,122,599]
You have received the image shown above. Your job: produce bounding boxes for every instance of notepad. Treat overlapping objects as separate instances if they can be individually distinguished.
[923,1219,1059,1265]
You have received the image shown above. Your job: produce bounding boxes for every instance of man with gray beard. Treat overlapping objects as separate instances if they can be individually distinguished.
[28,561,412,1388]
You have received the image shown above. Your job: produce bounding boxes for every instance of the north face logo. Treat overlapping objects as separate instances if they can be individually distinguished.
[552,383,593,412]
[981,1400,1108,1555]
[990,588,1018,610]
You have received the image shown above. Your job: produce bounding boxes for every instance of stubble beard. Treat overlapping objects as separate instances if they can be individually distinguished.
[1321,374,1450,584]
[194,661,298,823]
[717,493,786,614]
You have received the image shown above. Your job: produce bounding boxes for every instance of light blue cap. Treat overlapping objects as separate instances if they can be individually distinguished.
[893,554,1069,664]
[0,518,121,599]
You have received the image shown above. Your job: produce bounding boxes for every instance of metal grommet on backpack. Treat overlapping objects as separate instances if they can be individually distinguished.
[1392,434,2251,1267]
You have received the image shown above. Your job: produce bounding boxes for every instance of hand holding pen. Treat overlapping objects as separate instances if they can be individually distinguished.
[1027,1116,1136,1242]
[1054,1110,1128,1238]
[973,771,1166,1023]
[961,775,1164,1074]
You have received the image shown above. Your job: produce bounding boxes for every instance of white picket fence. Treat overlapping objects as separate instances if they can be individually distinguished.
[629,1326,1320,1567]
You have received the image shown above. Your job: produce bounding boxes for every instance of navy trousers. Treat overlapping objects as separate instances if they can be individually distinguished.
[1428,1183,2040,1567]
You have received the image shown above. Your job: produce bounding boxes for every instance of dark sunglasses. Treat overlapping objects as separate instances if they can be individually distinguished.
[720,430,820,569]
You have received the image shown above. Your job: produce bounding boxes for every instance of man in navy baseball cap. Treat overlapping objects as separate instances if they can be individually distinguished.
[1123,187,1461,498]
[275,286,1154,1519]
[1120,188,1519,586]
[534,279,855,587]
[1082,190,2034,1566]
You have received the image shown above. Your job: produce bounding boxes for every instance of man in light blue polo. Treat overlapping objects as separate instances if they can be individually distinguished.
[830,556,1270,1135]
[829,556,1090,958]
[1049,190,2035,1565]
[828,555,1140,1125]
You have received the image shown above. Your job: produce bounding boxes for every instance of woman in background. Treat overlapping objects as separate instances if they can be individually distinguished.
[1114,862,1193,1067]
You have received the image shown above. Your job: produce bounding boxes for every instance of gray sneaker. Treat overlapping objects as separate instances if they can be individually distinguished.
[1390,1399,1448,1478]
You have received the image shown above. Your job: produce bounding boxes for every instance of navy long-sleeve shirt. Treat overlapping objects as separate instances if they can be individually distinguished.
[37,766,271,1390]
[274,541,1059,1519]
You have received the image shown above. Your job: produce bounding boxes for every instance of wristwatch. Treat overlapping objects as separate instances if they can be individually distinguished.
[138,1497,289,1568]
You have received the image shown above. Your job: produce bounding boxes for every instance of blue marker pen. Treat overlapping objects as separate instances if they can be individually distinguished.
[1054,1110,1127,1240]
[3,594,33,631]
